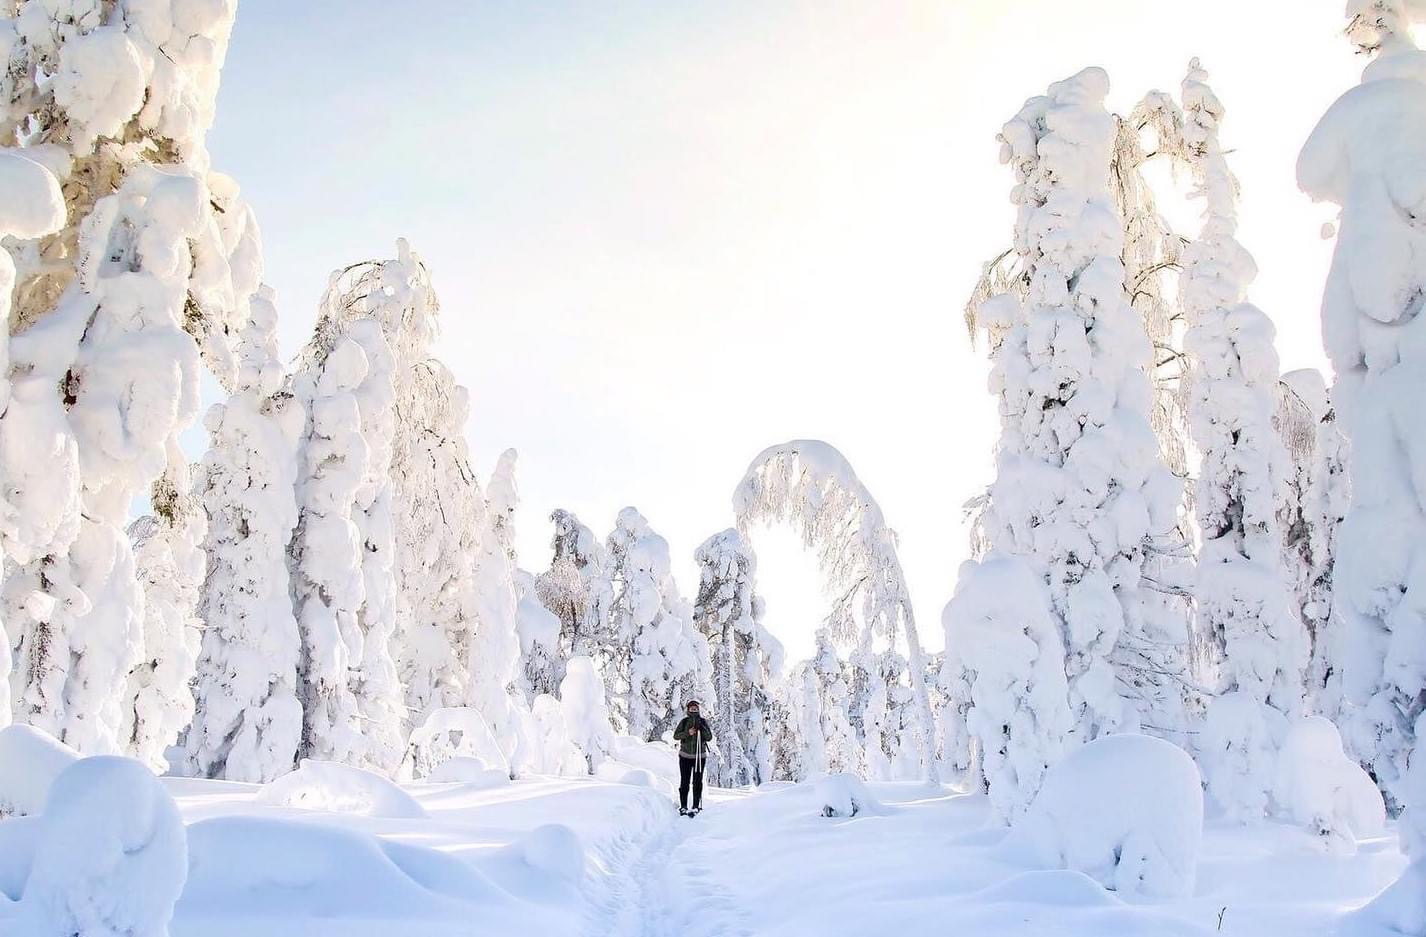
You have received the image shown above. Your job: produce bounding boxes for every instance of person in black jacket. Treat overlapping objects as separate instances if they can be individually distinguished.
[671,699,713,816]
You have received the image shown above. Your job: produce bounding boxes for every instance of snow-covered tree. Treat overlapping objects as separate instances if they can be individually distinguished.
[603,507,714,741]
[1277,370,1351,719]
[733,439,939,779]
[0,150,67,731]
[1,2,250,752]
[965,68,1180,782]
[534,509,611,681]
[1181,59,1309,820]
[693,528,780,787]
[121,451,203,771]
[809,628,859,775]
[186,287,304,782]
[1298,3,1426,890]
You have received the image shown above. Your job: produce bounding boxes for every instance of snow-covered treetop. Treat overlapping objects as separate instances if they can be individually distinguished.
[1346,0,1426,56]
[549,508,606,575]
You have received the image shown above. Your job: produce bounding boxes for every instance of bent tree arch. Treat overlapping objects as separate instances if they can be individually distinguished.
[732,440,938,781]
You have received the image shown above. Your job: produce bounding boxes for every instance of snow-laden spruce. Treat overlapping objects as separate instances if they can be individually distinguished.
[733,440,938,780]
[693,528,781,787]
[1276,369,1350,719]
[533,509,612,690]
[1180,59,1309,821]
[1298,2,1426,924]
[956,68,1181,810]
[603,507,714,742]
[187,285,305,783]
[0,1,252,753]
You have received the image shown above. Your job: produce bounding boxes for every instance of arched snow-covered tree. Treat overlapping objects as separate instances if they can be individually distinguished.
[1181,59,1309,821]
[733,439,938,780]
[1298,4,1426,902]
[693,528,780,787]
[186,287,305,783]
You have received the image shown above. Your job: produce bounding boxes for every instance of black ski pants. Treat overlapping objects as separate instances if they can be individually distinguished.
[678,755,704,810]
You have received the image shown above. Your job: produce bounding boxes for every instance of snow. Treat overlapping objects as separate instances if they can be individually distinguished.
[0,725,80,818]
[806,772,885,818]
[1009,734,1204,899]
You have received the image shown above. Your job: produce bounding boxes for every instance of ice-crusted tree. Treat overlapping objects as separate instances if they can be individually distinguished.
[693,528,780,787]
[534,509,611,679]
[1181,59,1309,820]
[0,150,66,730]
[0,1,250,752]
[1277,370,1351,719]
[962,68,1181,763]
[603,507,714,740]
[733,439,939,780]
[1298,0,1426,876]
[810,628,860,775]
[186,286,305,782]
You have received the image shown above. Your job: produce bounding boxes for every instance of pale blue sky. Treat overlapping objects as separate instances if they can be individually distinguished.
[207,0,1355,661]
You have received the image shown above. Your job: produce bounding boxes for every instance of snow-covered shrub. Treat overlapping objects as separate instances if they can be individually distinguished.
[403,706,509,781]
[733,440,938,779]
[528,693,588,776]
[560,656,616,773]
[1181,58,1309,822]
[515,570,563,704]
[693,528,780,787]
[1273,716,1385,851]
[809,772,884,819]
[255,759,428,820]
[0,724,79,818]
[186,288,305,783]
[970,67,1182,755]
[1011,734,1203,899]
[18,756,187,937]
[943,554,1071,821]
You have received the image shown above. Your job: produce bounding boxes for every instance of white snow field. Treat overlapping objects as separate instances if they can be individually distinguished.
[0,755,1409,937]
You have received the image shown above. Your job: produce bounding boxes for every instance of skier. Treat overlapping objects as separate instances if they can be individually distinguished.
[672,699,713,816]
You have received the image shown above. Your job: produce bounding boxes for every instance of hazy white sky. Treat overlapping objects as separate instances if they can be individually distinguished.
[208,0,1357,662]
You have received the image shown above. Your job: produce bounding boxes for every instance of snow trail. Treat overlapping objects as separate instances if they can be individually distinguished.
[594,792,751,937]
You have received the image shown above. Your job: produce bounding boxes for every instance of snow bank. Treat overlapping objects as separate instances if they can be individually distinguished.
[428,757,511,788]
[516,824,585,885]
[256,759,428,819]
[17,756,187,937]
[0,725,80,817]
[181,815,510,920]
[1011,734,1203,898]
[1273,716,1385,849]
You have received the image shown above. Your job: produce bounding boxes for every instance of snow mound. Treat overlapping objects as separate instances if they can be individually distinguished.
[1353,857,1426,937]
[182,815,510,919]
[610,734,679,783]
[427,756,510,788]
[517,824,585,884]
[18,756,187,937]
[1273,716,1385,849]
[1011,734,1203,898]
[0,725,81,817]
[970,869,1122,908]
[256,759,428,819]
[0,815,40,901]
[808,772,885,818]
